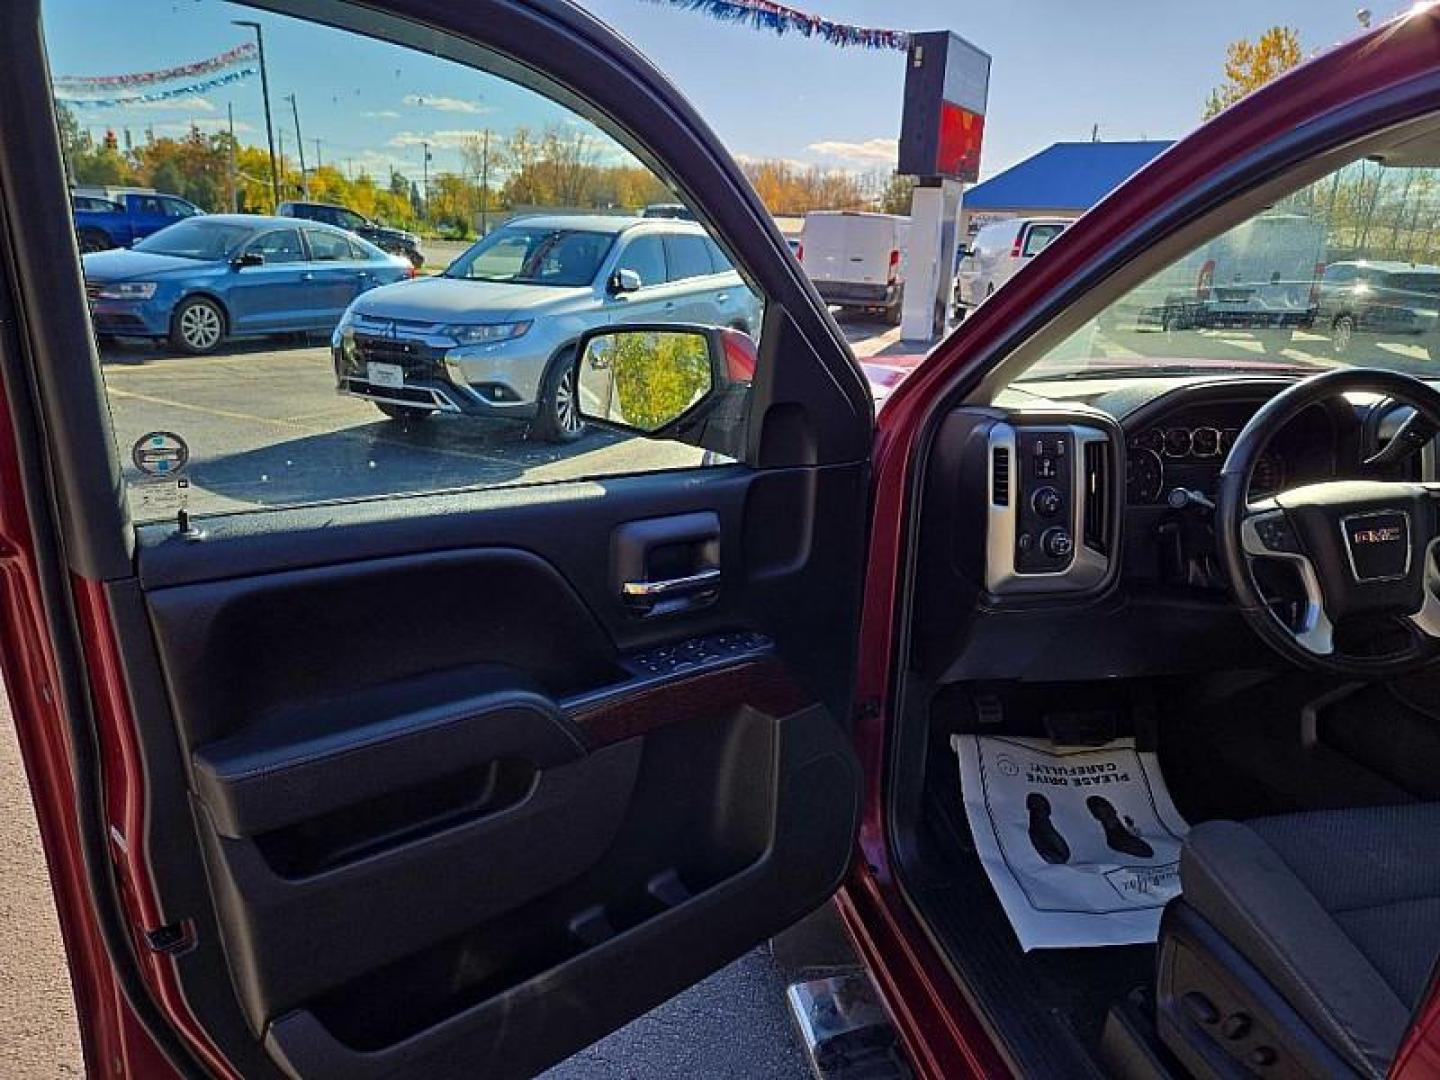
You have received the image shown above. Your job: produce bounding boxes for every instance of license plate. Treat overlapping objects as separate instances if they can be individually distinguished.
[367,362,404,389]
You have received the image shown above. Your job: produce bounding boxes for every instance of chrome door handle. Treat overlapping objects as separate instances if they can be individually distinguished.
[715,293,729,303]
[621,567,720,613]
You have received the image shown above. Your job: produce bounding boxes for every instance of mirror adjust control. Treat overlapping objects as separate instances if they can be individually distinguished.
[1032,486,1063,518]
[1041,528,1073,560]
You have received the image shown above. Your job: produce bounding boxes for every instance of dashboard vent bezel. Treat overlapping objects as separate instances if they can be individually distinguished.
[991,446,1011,507]
[1083,440,1110,554]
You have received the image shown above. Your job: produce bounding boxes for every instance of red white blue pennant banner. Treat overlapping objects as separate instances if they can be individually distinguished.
[56,68,257,108]
[54,42,257,91]
[640,0,908,51]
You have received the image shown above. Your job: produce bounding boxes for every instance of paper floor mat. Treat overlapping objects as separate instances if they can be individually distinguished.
[950,734,1189,951]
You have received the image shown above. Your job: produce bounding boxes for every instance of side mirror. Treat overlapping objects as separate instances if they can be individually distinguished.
[575,324,754,450]
[608,268,643,295]
[233,251,265,269]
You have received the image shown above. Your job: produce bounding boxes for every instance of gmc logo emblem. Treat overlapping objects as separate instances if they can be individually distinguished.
[1351,526,1403,545]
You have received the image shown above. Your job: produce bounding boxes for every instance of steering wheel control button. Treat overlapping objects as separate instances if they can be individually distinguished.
[1032,486,1063,518]
[1253,516,1299,553]
[1042,528,1074,560]
[1220,1012,1253,1041]
[1180,992,1219,1026]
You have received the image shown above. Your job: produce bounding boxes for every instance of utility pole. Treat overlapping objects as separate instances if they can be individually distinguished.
[227,102,238,212]
[232,20,279,209]
[284,93,308,199]
[479,129,490,235]
[421,140,430,224]
[277,128,286,197]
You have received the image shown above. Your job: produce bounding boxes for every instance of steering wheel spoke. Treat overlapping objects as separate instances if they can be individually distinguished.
[1240,507,1334,655]
[1408,537,1440,640]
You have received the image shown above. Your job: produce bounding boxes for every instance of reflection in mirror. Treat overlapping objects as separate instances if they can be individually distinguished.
[578,327,715,434]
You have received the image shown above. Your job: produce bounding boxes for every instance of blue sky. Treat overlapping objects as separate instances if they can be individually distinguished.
[43,0,1395,186]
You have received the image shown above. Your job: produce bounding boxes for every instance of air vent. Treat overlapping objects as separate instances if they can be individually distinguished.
[1083,440,1110,554]
[992,446,1011,506]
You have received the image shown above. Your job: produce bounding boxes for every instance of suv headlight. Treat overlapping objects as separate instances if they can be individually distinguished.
[96,281,158,300]
[443,321,531,345]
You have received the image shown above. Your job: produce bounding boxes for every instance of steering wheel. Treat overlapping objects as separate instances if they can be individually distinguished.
[1216,368,1440,676]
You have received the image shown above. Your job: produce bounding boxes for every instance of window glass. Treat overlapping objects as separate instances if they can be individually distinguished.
[306,229,354,262]
[1019,158,1440,384]
[134,219,250,259]
[1021,223,1065,257]
[665,233,715,280]
[704,238,734,274]
[248,228,305,264]
[45,0,761,523]
[615,235,667,287]
[448,226,613,286]
[160,197,194,218]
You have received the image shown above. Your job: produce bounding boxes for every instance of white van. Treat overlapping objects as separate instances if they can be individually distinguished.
[955,217,1070,312]
[1105,212,1327,335]
[799,211,909,324]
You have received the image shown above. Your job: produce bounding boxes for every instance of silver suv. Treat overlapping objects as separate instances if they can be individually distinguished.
[332,215,761,441]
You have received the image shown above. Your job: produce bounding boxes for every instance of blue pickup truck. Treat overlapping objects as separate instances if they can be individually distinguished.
[72,190,203,253]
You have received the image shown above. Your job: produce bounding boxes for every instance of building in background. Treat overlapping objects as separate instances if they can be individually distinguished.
[961,140,1172,237]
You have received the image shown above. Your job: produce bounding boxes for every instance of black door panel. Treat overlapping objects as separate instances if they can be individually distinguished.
[118,463,866,1076]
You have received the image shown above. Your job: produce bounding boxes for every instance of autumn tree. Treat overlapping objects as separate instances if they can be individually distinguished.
[1204,27,1302,118]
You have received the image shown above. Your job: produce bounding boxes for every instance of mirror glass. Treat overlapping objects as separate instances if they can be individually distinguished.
[578,328,714,433]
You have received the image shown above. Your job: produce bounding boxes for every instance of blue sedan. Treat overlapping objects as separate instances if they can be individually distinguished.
[82,214,414,354]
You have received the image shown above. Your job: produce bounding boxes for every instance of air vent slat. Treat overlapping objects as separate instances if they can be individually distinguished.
[992,447,1010,506]
[1083,441,1110,554]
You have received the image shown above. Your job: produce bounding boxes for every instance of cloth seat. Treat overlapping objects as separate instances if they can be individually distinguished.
[1177,805,1440,1077]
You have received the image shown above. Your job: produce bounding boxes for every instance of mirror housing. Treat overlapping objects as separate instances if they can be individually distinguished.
[607,268,643,295]
[574,323,754,455]
[233,250,266,269]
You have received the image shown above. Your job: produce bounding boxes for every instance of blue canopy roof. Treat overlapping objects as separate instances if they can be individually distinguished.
[965,141,1173,211]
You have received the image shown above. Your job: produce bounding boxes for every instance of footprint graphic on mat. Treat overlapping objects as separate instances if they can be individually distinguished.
[1086,795,1154,859]
[1026,792,1071,865]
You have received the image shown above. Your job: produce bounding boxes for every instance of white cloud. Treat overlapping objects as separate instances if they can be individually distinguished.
[804,137,898,167]
[402,94,489,114]
[362,109,401,119]
[733,151,810,171]
[125,95,217,113]
[389,129,487,150]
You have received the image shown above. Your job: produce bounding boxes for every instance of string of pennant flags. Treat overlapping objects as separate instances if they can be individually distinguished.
[53,41,256,90]
[639,0,908,51]
[56,67,257,109]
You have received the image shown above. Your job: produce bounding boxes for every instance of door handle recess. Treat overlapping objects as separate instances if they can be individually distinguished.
[622,568,720,614]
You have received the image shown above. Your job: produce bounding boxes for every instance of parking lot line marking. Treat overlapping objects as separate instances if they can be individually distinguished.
[103,387,517,467]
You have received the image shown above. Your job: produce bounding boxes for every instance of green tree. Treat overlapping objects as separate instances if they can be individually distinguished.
[1204,27,1302,118]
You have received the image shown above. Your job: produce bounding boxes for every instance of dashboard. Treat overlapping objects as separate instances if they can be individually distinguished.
[913,374,1424,681]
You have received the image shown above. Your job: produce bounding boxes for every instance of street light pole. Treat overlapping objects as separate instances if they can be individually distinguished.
[283,93,308,199]
[232,20,279,209]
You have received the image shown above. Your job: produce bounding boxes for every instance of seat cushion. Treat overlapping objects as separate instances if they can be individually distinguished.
[1182,805,1440,1077]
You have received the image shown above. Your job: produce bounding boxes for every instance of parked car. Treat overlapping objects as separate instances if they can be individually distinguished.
[277,200,427,269]
[798,210,909,324]
[71,189,203,252]
[332,214,761,440]
[82,214,413,353]
[1315,260,1440,359]
[955,216,1070,312]
[19,7,1440,1080]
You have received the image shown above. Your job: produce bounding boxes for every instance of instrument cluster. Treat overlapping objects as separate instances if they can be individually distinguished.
[1126,424,1285,504]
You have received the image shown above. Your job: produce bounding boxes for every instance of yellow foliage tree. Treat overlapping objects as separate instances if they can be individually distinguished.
[1204,27,1303,119]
